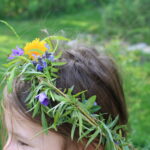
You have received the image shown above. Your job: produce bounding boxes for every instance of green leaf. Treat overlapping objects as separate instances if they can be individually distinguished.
[101,121,116,149]
[107,115,119,129]
[45,36,70,41]
[114,125,127,132]
[54,51,63,59]
[61,109,72,118]
[86,95,97,109]
[71,119,78,140]
[51,67,59,73]
[90,105,101,113]
[17,55,30,63]
[0,20,20,39]
[32,102,40,118]
[41,109,48,132]
[53,111,60,129]
[105,138,112,150]
[85,129,100,148]
[52,62,67,66]
[81,92,86,100]
[53,40,59,52]
[122,145,130,150]
[19,63,32,76]
[7,67,16,93]
[24,71,44,75]
[73,90,87,98]
[51,72,59,78]
[3,59,20,68]
[24,90,33,102]
[43,35,70,53]
[52,93,67,102]
[49,90,55,101]
[43,37,54,51]
[105,137,117,150]
[67,86,74,95]
[78,127,94,141]
[78,112,83,137]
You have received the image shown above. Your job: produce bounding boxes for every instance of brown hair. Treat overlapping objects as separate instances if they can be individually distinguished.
[3,45,128,149]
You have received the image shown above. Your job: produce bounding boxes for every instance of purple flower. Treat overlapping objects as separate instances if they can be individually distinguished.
[8,46,24,59]
[35,92,50,106]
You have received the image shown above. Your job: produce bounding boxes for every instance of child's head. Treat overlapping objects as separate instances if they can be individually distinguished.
[2,45,128,150]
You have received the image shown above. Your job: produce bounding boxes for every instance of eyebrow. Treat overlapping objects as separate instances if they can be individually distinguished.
[10,131,30,141]
[9,131,35,147]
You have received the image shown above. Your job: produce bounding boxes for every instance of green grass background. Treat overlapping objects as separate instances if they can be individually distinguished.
[0,2,150,149]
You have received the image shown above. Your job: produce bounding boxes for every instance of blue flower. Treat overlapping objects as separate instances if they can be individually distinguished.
[94,102,98,106]
[8,46,24,59]
[32,61,37,66]
[43,61,47,68]
[33,57,47,72]
[82,99,98,106]
[43,51,55,62]
[35,92,50,106]
[48,54,54,61]
[32,51,54,72]
[115,141,120,145]
[36,64,44,72]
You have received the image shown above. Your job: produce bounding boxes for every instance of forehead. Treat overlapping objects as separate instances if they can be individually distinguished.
[4,107,40,139]
[4,105,65,149]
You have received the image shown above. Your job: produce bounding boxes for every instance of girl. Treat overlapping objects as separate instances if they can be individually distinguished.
[1,37,128,150]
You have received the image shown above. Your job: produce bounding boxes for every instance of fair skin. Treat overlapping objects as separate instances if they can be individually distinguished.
[3,108,65,150]
[3,107,103,150]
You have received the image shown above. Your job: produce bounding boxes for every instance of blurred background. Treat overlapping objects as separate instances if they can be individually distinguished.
[0,0,150,149]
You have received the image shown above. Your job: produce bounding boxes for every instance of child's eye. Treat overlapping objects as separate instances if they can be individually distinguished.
[18,140,29,146]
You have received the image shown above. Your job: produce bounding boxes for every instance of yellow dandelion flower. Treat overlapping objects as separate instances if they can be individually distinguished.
[24,38,47,59]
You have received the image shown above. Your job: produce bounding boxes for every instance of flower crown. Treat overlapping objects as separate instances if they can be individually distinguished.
[1,36,130,150]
